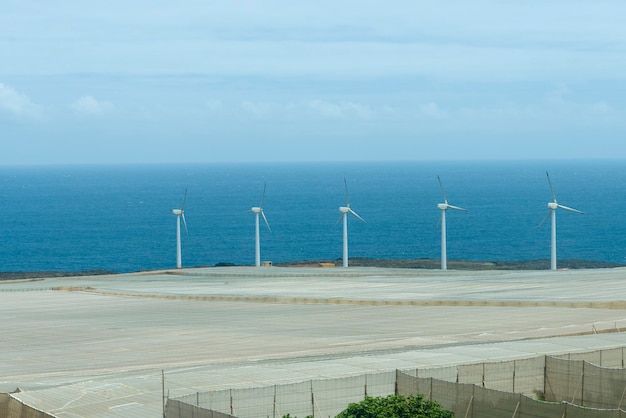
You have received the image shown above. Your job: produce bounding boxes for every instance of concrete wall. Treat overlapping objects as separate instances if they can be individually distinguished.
[0,393,8,418]
[1,395,54,418]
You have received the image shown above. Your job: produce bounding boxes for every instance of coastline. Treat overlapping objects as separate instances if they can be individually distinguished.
[275,258,626,270]
[1,258,624,280]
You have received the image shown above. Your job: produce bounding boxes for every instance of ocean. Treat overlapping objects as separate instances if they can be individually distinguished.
[0,160,625,273]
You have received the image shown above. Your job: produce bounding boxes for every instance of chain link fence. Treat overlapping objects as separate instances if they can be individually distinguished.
[166,347,626,418]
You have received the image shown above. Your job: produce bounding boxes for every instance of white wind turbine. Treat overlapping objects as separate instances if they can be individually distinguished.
[337,178,365,267]
[437,176,467,271]
[249,183,271,267]
[171,189,188,269]
[538,171,584,270]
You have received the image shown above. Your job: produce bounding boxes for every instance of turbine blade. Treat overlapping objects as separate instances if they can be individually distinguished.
[259,182,266,208]
[181,188,188,211]
[181,213,188,234]
[546,171,557,202]
[557,204,584,215]
[537,210,551,230]
[261,210,272,233]
[348,208,365,223]
[344,177,350,207]
[437,175,448,203]
[447,204,468,212]
[335,213,344,226]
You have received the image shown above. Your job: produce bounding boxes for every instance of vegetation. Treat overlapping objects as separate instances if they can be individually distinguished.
[283,394,453,418]
[336,395,453,418]
[275,257,624,270]
[0,270,115,280]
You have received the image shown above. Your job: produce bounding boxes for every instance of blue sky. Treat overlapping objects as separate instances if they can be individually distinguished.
[2,1,626,165]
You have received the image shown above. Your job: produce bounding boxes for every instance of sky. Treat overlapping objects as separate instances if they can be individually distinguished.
[2,1,626,165]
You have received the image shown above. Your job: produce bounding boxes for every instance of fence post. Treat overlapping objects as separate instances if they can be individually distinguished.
[230,389,234,416]
[580,360,587,406]
[311,380,314,418]
[162,370,166,418]
[512,360,516,394]
[430,377,433,401]
[544,355,550,401]
[273,385,277,418]
[394,370,398,396]
[365,374,368,397]
[482,362,485,388]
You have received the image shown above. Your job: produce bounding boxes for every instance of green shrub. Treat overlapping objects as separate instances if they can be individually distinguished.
[335,394,453,418]
[282,394,453,418]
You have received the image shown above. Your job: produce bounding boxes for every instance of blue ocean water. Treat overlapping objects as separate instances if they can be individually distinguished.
[0,160,625,273]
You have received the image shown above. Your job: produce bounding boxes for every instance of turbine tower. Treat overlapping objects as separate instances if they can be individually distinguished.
[337,178,365,267]
[171,189,188,269]
[437,176,467,271]
[249,183,271,267]
[538,171,584,270]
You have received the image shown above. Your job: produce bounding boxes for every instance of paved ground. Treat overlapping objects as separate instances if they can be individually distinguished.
[2,266,626,417]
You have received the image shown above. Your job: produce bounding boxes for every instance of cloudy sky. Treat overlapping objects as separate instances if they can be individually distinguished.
[2,1,626,165]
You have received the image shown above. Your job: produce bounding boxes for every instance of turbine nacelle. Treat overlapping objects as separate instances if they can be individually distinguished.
[436,175,467,271]
[338,206,365,223]
[338,178,365,267]
[172,209,183,215]
[541,171,584,270]
[438,202,467,212]
[250,183,271,267]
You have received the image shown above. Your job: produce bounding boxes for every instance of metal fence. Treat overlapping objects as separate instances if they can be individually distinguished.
[166,347,626,418]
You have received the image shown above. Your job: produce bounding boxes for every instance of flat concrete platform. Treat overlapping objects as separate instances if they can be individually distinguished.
[2,266,626,417]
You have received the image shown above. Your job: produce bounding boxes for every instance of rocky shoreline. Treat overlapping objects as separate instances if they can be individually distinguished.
[273,257,626,270]
[1,258,623,281]
[0,270,115,281]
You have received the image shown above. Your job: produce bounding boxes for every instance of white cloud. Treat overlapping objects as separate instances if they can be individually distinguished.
[240,100,273,118]
[418,102,446,119]
[71,95,114,116]
[240,100,295,119]
[0,83,39,117]
[3,1,626,85]
[205,99,223,111]
[308,100,373,119]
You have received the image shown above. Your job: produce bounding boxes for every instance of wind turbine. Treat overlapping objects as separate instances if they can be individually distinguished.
[337,178,365,267]
[437,176,467,271]
[172,189,188,269]
[538,171,584,270]
[249,183,271,267]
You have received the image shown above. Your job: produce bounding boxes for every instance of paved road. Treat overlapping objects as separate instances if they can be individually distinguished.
[2,266,626,416]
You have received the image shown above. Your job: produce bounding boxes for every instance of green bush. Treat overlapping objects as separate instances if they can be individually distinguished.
[335,394,453,418]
